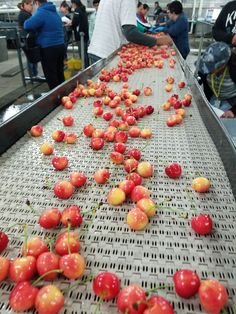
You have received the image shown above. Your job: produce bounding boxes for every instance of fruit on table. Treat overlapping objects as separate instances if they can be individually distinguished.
[127,208,149,231]
[198,279,228,314]
[0,256,10,281]
[165,84,173,92]
[70,172,87,188]
[94,169,110,184]
[9,256,37,283]
[54,181,75,199]
[126,148,141,161]
[144,87,152,96]
[192,177,210,193]
[137,161,153,178]
[166,115,177,127]
[51,130,65,142]
[64,133,78,144]
[35,285,64,314]
[126,173,143,186]
[36,252,60,280]
[117,284,147,314]
[115,131,128,143]
[83,123,95,137]
[55,231,80,256]
[145,105,154,115]
[93,272,120,300]
[63,115,74,126]
[21,236,48,258]
[92,129,104,139]
[40,142,54,155]
[61,205,83,227]
[128,126,141,138]
[166,77,175,84]
[39,208,61,229]
[107,188,126,206]
[103,111,113,121]
[165,163,182,179]
[136,198,156,218]
[119,180,135,196]
[178,81,185,88]
[140,128,152,139]
[145,295,174,314]
[9,281,39,312]
[0,231,9,253]
[90,137,104,150]
[126,116,137,126]
[124,158,139,173]
[114,142,126,154]
[173,269,200,298]
[59,253,85,279]
[191,214,213,235]
[52,156,68,171]
[131,185,150,202]
[110,151,124,165]
[30,125,43,137]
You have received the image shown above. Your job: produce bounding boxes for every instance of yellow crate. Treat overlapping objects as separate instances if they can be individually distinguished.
[64,70,72,80]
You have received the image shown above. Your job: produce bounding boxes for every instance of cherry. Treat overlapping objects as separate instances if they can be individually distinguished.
[52,156,68,171]
[9,281,39,312]
[191,214,213,235]
[165,163,182,178]
[61,205,83,227]
[39,208,61,229]
[0,231,9,253]
[126,148,141,161]
[126,173,142,186]
[21,236,48,258]
[70,172,87,188]
[198,279,228,314]
[114,142,126,154]
[9,256,37,283]
[36,252,60,280]
[93,272,120,300]
[145,295,174,314]
[119,180,135,195]
[117,284,147,314]
[35,285,64,314]
[0,256,10,281]
[55,231,80,256]
[59,253,85,279]
[173,269,200,298]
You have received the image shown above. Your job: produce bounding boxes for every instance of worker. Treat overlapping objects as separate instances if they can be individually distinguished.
[59,1,72,61]
[164,1,190,59]
[18,0,39,80]
[88,0,172,64]
[71,0,89,68]
[24,0,65,90]
[198,42,236,118]
[212,1,236,46]
[89,0,100,41]
[137,3,150,24]
[154,1,163,20]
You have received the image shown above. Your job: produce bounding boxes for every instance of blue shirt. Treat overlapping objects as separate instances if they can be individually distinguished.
[166,13,190,59]
[24,2,64,48]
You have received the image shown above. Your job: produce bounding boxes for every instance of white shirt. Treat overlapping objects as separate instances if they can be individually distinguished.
[88,0,137,58]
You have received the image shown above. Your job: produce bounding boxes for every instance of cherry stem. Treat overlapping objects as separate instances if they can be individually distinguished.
[25,199,36,213]
[145,284,173,296]
[32,269,63,286]
[67,222,72,255]
[93,297,103,314]
[184,187,197,210]
[4,222,21,231]
[157,198,188,218]
[63,274,94,294]
[78,202,101,238]
[23,224,28,257]
[45,237,54,252]
[140,140,151,152]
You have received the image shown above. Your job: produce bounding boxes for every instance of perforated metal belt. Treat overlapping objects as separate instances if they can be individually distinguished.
[0,55,235,314]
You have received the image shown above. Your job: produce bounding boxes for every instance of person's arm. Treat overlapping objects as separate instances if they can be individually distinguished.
[122,25,172,47]
[24,12,43,31]
[212,3,234,45]
[165,16,186,37]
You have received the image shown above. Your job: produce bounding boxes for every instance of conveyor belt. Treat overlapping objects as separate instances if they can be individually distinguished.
[0,50,236,314]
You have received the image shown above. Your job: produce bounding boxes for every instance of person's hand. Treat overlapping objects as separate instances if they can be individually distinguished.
[231,34,236,46]
[221,110,235,118]
[156,35,172,46]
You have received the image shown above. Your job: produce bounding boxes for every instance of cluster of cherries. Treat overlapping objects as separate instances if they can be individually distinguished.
[92,269,228,314]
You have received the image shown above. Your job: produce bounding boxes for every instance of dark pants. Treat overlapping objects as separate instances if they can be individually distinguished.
[40,44,65,90]
[78,40,89,68]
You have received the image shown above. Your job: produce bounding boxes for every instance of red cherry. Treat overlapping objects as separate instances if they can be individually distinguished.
[119,180,135,195]
[198,279,228,314]
[145,105,154,115]
[93,272,120,300]
[173,269,201,298]
[90,138,104,150]
[9,256,37,283]
[126,173,142,186]
[52,156,68,171]
[61,205,83,227]
[70,172,87,188]
[35,285,64,314]
[9,281,39,312]
[21,236,48,258]
[0,256,10,281]
[0,231,9,253]
[117,284,147,314]
[145,295,174,314]
[39,208,61,229]
[165,163,182,178]
[191,214,213,235]
[54,181,75,199]
[114,142,126,154]
[126,148,141,161]
[62,116,74,126]
[55,231,80,256]
[36,252,60,280]
[59,253,85,279]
